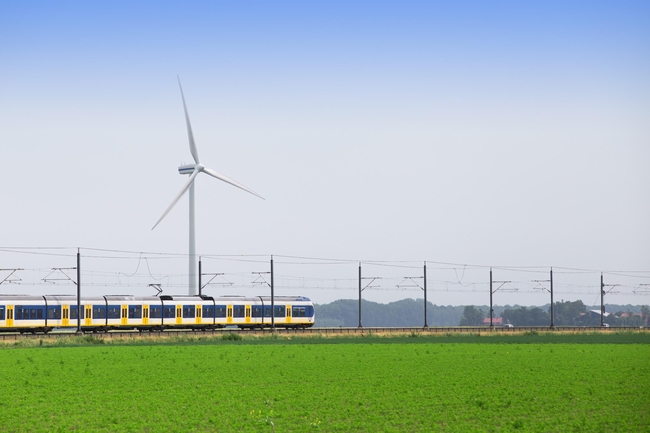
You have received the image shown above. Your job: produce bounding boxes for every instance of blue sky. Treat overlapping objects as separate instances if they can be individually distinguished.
[1,1,648,305]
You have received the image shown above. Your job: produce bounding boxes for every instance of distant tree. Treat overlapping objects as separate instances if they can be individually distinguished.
[314,299,468,327]
[552,300,587,325]
[501,307,550,326]
[314,299,649,328]
[642,306,650,327]
[459,306,485,326]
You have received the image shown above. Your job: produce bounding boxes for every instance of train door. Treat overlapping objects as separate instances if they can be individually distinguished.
[121,306,128,326]
[6,305,13,327]
[143,305,149,325]
[286,305,292,324]
[62,305,70,327]
[85,305,92,326]
[245,306,251,324]
[227,305,233,324]
[196,304,202,324]
[176,305,182,325]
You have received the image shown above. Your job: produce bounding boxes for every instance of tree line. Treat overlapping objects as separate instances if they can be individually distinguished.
[314,299,650,327]
[458,301,650,327]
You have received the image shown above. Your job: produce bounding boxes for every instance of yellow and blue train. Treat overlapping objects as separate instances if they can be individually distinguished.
[0,294,315,333]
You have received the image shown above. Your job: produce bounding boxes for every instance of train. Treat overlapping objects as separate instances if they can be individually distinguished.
[0,294,315,333]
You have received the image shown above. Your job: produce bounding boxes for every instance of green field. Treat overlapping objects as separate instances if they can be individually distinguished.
[0,334,648,432]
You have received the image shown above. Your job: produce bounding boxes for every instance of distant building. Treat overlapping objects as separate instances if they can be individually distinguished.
[576,310,610,326]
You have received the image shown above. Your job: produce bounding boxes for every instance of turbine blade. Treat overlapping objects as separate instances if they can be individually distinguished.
[152,168,201,230]
[177,76,200,164]
[202,167,265,200]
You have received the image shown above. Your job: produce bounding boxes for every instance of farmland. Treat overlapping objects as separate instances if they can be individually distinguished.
[0,333,648,432]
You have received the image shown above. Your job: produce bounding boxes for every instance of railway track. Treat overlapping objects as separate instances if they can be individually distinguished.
[0,325,646,342]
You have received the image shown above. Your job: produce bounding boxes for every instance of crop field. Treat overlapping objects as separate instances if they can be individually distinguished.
[0,333,648,432]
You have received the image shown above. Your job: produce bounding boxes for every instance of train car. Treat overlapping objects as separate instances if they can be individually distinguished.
[245,296,315,329]
[0,294,315,333]
[96,295,162,331]
[0,295,48,333]
[0,295,78,333]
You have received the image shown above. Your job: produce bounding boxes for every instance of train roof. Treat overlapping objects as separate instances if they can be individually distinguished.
[0,294,312,303]
[103,295,162,302]
[0,295,49,303]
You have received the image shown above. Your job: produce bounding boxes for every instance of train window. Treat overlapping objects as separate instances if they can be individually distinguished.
[182,305,195,318]
[70,307,86,320]
[47,306,61,320]
[233,305,245,318]
[37,309,43,320]
[30,309,36,320]
[202,306,214,318]
[128,306,142,319]
[252,306,262,317]
[306,306,314,317]
[150,306,162,319]
[215,306,226,318]
[163,306,175,318]
[0,307,4,321]
[292,307,306,317]
[107,306,120,319]
[93,306,106,319]
[264,306,272,317]
[274,306,285,318]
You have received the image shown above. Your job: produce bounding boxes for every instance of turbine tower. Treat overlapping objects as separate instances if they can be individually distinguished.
[152,77,264,295]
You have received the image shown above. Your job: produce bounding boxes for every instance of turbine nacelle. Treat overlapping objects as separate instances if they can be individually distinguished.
[178,164,197,175]
[178,163,205,175]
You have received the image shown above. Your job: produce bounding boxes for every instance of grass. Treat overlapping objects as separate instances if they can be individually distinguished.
[0,333,648,431]
[3,329,650,348]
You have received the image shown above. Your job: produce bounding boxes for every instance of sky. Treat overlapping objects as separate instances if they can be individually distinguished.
[1,1,649,307]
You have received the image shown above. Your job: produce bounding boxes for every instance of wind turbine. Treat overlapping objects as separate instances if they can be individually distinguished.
[152,77,264,295]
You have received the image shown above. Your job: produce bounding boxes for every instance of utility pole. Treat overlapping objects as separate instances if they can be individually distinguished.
[423,262,428,328]
[601,273,605,327]
[198,256,202,296]
[270,256,275,330]
[77,248,81,334]
[358,263,362,328]
[357,262,380,328]
[489,268,493,327]
[550,268,554,328]
[599,273,619,327]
